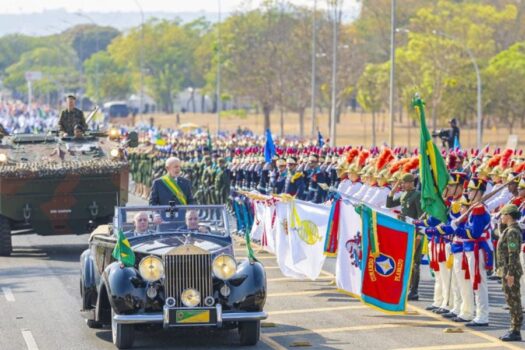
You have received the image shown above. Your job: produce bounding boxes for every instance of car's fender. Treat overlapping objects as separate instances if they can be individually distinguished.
[221,259,266,311]
[80,249,97,310]
[102,262,147,314]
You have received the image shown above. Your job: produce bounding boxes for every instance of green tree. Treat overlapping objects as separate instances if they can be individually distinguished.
[485,42,525,132]
[63,24,120,63]
[84,51,132,102]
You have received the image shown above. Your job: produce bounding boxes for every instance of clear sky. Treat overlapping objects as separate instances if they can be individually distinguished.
[0,0,360,14]
[0,0,306,13]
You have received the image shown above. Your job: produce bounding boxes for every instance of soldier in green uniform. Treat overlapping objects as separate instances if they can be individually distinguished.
[497,204,523,342]
[214,158,231,205]
[386,173,423,300]
[58,95,87,136]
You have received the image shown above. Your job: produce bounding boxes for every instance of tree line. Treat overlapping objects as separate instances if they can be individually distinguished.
[1,0,525,134]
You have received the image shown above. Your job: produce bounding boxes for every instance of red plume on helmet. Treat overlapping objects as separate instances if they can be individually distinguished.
[358,150,370,168]
[389,158,410,175]
[487,155,501,168]
[500,149,514,168]
[346,149,359,164]
[447,153,458,170]
[513,162,525,173]
[403,157,419,173]
[376,148,394,171]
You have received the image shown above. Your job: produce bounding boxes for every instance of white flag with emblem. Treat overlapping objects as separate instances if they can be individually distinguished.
[335,201,363,297]
[287,200,330,280]
[261,202,277,254]
[250,201,265,241]
[274,202,305,278]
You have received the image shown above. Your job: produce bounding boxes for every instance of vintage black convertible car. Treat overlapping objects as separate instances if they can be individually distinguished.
[80,204,267,349]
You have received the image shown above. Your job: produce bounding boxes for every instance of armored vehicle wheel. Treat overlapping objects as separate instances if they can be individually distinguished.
[111,309,134,349]
[239,320,260,346]
[0,215,12,256]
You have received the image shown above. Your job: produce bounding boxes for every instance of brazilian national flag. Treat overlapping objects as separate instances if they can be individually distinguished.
[412,95,449,223]
[112,229,136,267]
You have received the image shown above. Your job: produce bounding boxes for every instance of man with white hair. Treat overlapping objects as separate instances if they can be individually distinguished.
[149,157,194,205]
[126,211,153,236]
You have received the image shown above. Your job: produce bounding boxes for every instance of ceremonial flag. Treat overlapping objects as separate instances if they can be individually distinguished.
[323,195,342,256]
[359,205,415,313]
[413,95,449,222]
[112,229,135,267]
[262,202,277,254]
[275,202,305,278]
[335,201,363,298]
[264,128,276,163]
[453,134,461,149]
[250,201,265,242]
[287,200,330,280]
[318,130,325,147]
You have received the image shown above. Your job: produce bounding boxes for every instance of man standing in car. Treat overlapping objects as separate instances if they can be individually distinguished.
[149,157,194,205]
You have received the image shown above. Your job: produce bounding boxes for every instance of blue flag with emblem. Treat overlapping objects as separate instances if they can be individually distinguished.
[318,130,325,147]
[264,128,276,163]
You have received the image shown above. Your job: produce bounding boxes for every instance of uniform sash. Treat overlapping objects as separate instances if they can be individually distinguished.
[161,175,187,205]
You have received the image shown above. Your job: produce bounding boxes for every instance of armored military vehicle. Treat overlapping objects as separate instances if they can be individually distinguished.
[0,130,138,256]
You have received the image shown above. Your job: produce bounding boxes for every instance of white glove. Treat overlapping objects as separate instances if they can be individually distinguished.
[450,219,458,231]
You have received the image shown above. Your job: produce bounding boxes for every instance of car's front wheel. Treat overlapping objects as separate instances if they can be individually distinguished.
[111,309,134,349]
[239,320,260,346]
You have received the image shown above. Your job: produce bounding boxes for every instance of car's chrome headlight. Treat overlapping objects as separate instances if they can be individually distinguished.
[181,288,201,307]
[138,255,164,282]
[0,153,7,163]
[212,254,237,280]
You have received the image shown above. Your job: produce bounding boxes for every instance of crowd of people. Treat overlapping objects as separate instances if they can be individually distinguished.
[126,132,525,342]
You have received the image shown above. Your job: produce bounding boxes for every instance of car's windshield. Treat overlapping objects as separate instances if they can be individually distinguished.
[115,205,229,238]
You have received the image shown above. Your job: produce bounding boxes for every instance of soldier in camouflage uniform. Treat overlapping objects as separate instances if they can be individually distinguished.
[497,204,523,341]
[58,95,87,136]
[214,158,231,204]
[386,173,423,300]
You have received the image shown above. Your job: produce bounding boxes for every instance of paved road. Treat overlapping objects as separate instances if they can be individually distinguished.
[1,194,525,349]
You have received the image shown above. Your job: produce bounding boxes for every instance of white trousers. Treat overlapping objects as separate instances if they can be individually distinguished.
[437,243,456,311]
[453,252,474,320]
[465,250,489,324]
[429,241,443,308]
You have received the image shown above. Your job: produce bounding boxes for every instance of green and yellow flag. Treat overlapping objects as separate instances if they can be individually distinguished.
[412,95,449,223]
[112,229,136,267]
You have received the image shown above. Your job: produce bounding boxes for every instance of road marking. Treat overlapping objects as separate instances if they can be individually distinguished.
[267,323,403,337]
[21,330,39,350]
[261,334,288,350]
[267,290,341,297]
[2,287,15,302]
[392,342,502,350]
[268,305,366,316]
[266,320,451,338]
[407,305,523,350]
[267,276,333,282]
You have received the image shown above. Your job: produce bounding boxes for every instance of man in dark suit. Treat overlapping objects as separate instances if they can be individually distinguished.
[149,157,194,205]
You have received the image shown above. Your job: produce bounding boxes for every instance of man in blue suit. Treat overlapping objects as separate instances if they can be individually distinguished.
[149,157,194,206]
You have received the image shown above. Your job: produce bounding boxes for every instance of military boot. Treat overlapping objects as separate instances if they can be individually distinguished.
[500,330,522,342]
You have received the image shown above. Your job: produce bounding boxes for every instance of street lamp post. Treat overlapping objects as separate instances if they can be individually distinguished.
[134,0,145,116]
[329,1,339,147]
[216,0,222,135]
[388,0,396,147]
[310,0,317,138]
[432,30,482,148]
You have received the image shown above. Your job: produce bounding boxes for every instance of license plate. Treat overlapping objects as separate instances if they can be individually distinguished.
[175,309,211,324]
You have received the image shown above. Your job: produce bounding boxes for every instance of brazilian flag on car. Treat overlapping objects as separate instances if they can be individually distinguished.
[112,230,136,267]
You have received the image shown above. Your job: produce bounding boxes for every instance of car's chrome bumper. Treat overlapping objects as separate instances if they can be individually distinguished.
[113,304,267,326]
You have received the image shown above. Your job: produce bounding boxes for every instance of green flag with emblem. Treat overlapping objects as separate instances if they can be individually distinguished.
[412,95,449,222]
[112,229,136,267]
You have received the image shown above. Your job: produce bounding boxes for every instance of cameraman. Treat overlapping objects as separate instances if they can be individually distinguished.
[432,118,460,149]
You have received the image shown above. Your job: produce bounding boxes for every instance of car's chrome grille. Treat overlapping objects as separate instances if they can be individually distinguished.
[164,253,213,307]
